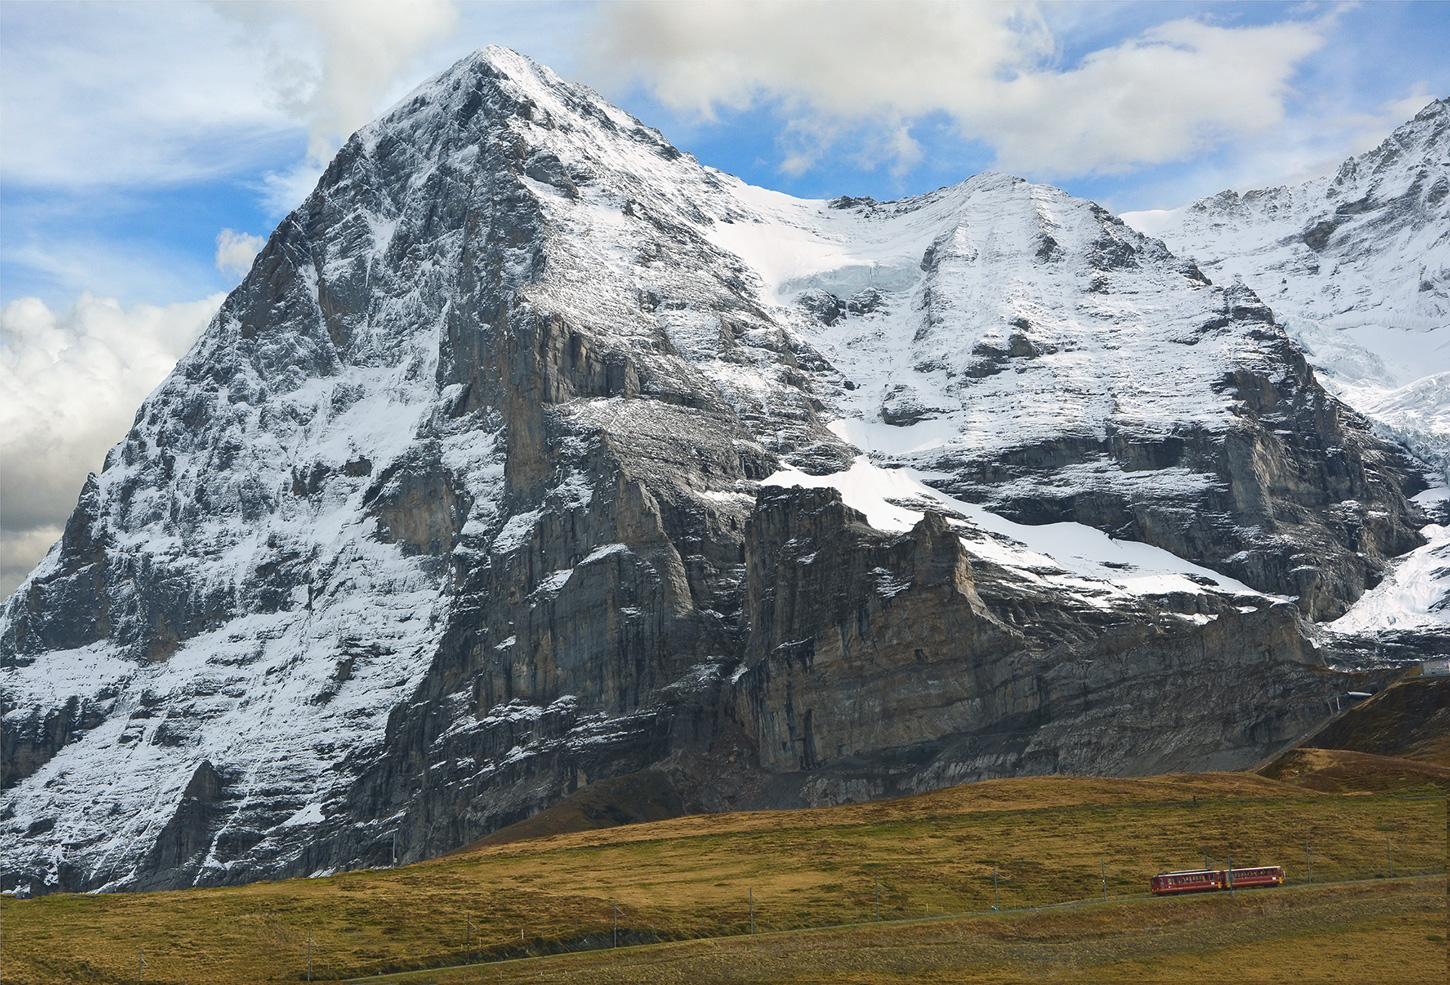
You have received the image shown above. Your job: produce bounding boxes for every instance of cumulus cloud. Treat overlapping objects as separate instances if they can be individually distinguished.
[218,0,460,168]
[585,1,1330,179]
[215,229,267,278]
[982,17,1327,176]
[0,293,222,597]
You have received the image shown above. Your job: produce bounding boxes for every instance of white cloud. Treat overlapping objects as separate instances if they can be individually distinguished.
[0,293,222,597]
[215,229,267,277]
[588,2,1049,118]
[0,2,299,188]
[981,18,1327,176]
[2,1,459,204]
[217,0,460,168]
[584,1,1331,179]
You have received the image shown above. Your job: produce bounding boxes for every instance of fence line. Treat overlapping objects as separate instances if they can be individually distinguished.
[326,863,1447,983]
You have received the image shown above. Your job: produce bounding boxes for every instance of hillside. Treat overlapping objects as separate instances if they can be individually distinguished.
[0,771,1443,984]
[1259,747,1450,794]
[1258,674,1450,792]
[355,882,1446,985]
[1295,674,1450,763]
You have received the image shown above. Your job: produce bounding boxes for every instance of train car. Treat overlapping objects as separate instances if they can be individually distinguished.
[1149,868,1223,895]
[1150,865,1283,895]
[1224,865,1283,889]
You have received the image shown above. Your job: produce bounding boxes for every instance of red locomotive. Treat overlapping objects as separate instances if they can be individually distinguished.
[1150,865,1283,895]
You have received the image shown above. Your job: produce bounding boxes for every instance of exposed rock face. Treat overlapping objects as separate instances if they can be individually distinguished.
[0,49,1432,894]
[1,694,108,790]
[777,193,1427,623]
[1121,97,1450,641]
[738,489,1019,773]
[731,486,1344,807]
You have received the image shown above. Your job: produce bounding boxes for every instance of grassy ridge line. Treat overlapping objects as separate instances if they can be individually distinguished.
[448,773,1348,852]
[344,878,1449,985]
[2,773,1443,984]
[451,777,1450,866]
[1284,676,1450,765]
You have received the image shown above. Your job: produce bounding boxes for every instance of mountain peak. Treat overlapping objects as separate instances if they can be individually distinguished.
[1412,95,1449,123]
[366,43,654,145]
[440,44,581,110]
[1338,95,1449,187]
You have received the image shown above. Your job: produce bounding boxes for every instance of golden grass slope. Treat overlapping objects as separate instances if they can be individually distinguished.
[1291,675,1450,765]
[1260,746,1450,793]
[2,771,1444,984]
[354,879,1447,985]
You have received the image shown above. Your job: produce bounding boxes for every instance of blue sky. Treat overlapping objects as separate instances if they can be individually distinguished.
[1,0,1448,593]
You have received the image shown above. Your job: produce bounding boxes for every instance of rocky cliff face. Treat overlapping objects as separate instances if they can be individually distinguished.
[0,49,1430,894]
[1122,98,1449,644]
[730,482,1349,804]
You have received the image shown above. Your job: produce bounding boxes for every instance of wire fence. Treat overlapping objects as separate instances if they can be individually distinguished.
[319,864,1447,983]
[80,791,1448,982]
[99,860,1448,982]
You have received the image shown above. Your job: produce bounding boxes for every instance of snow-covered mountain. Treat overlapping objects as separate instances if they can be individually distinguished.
[0,49,1431,895]
[1123,98,1449,641]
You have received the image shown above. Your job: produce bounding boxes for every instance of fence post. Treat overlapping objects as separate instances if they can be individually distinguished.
[993,866,999,911]
[750,888,754,934]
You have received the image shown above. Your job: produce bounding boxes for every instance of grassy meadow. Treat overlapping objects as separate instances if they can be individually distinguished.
[353,878,1446,985]
[1,771,1444,984]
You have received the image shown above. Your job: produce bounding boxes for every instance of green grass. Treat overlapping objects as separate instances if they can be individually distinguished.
[1,772,1444,984]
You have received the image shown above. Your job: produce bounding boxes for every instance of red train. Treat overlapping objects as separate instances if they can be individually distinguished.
[1150,865,1283,895]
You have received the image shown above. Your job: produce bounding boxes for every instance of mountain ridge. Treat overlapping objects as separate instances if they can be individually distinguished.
[1122,96,1450,640]
[0,47,1435,896]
